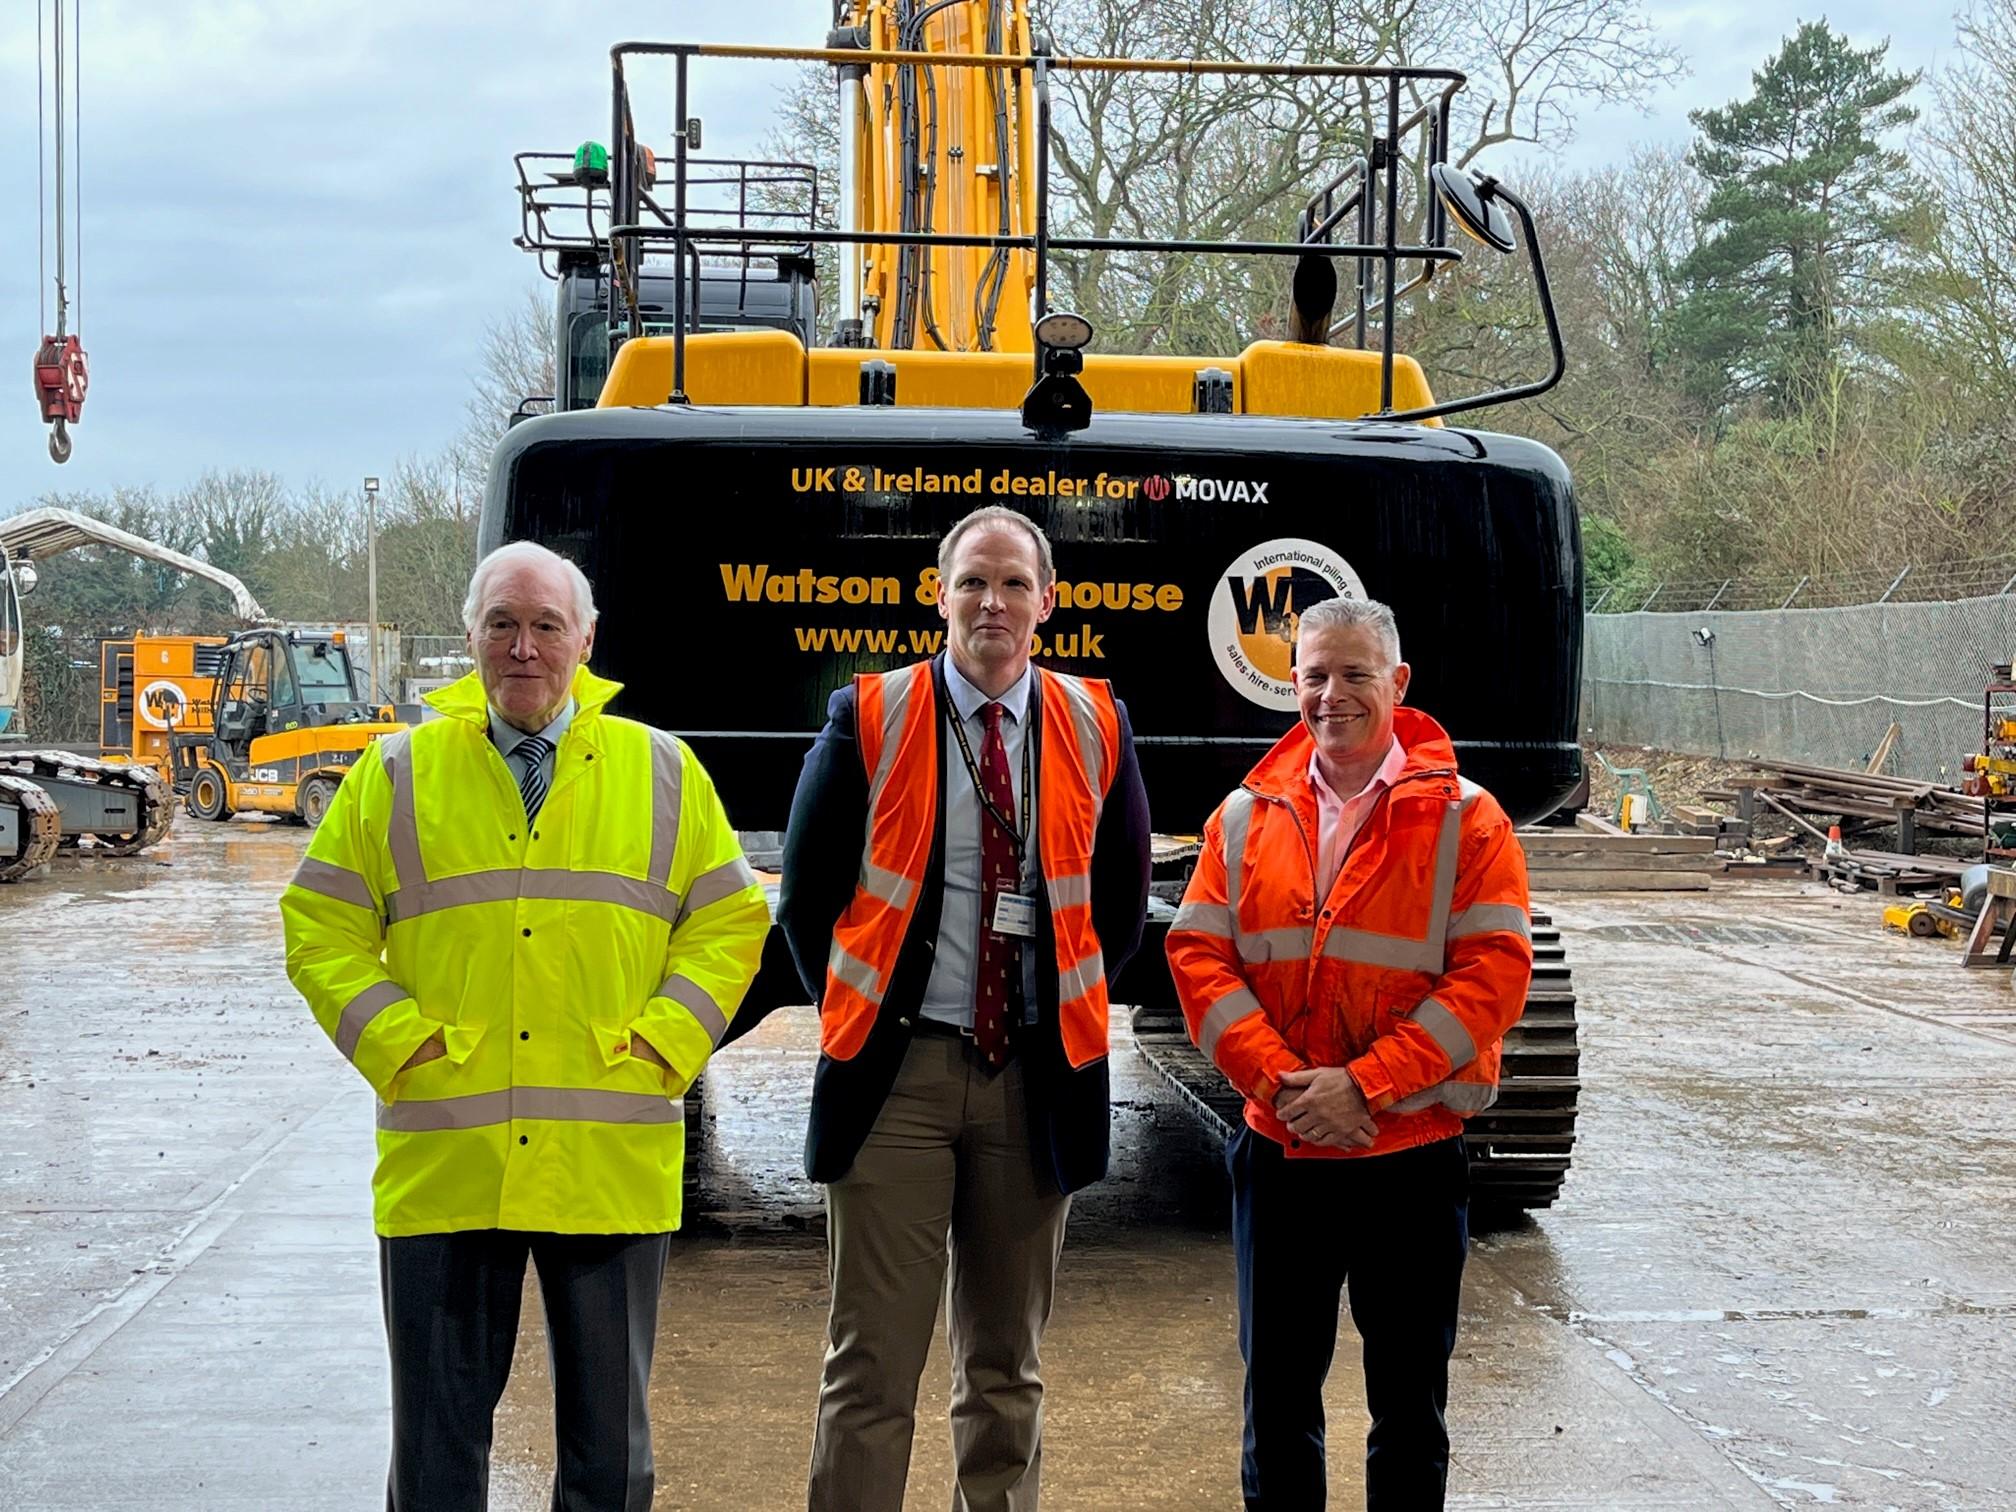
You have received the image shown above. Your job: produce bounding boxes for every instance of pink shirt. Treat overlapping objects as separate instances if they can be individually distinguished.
[1309,736,1408,898]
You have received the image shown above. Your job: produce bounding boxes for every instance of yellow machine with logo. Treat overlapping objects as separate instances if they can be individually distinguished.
[488,16,1584,1213]
[100,629,404,827]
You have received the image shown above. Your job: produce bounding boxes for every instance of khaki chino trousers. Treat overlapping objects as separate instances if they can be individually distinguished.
[808,1029,1072,1512]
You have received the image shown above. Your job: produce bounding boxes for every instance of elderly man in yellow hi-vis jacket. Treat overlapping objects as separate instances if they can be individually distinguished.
[280,540,769,1512]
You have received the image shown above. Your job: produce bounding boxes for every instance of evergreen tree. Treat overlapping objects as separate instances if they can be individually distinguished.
[1670,21,1924,412]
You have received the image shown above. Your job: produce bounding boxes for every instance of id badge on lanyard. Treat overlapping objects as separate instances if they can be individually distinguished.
[990,890,1039,938]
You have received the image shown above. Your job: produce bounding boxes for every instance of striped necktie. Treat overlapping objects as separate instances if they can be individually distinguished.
[514,734,554,820]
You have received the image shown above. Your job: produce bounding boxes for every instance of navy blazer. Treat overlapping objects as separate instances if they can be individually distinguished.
[779,654,1153,1194]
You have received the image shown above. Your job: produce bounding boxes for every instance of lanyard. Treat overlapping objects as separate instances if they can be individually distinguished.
[946,695,1034,860]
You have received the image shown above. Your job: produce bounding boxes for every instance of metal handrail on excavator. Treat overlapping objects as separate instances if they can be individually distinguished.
[598,42,1563,427]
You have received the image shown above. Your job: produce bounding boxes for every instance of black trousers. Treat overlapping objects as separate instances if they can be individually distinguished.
[1229,1128,1470,1512]
[379,1229,671,1512]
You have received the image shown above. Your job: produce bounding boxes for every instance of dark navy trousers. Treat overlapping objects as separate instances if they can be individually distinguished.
[1229,1127,1470,1511]
[380,1229,671,1512]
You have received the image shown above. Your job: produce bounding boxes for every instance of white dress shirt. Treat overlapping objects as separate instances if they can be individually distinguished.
[1309,735,1407,898]
[920,660,1040,1027]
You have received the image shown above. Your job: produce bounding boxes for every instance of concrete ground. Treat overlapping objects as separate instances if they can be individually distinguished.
[2,821,2013,1509]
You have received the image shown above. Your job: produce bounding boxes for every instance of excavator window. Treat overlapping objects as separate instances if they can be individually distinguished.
[0,569,18,658]
[566,311,613,407]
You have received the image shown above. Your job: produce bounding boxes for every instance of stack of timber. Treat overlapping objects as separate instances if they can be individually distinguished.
[1518,814,1716,891]
[1813,847,1973,896]
[1728,760,1986,842]
[1667,801,1751,845]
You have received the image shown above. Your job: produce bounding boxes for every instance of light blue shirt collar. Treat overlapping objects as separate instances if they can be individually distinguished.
[489,698,575,756]
[944,658,1033,726]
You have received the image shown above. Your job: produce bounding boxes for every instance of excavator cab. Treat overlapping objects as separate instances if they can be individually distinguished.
[514,150,820,413]
[482,38,1583,1214]
[0,542,25,737]
[175,629,404,828]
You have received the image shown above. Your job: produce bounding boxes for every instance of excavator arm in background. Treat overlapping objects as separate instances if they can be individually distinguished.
[0,507,271,623]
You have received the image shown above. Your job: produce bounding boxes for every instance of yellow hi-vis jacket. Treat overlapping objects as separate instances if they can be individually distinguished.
[279,666,769,1237]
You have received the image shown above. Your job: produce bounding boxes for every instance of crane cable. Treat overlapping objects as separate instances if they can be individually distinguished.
[33,1,87,465]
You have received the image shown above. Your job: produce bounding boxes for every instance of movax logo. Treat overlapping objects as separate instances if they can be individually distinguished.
[1206,538,1365,710]
[1141,474,1269,504]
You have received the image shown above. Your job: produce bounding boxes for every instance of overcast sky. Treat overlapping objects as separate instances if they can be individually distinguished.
[0,1,1954,519]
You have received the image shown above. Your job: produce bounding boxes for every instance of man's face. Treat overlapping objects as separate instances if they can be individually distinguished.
[937,525,1054,682]
[1291,621,1411,767]
[468,559,596,731]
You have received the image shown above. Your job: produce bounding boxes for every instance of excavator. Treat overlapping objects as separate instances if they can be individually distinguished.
[0,530,174,880]
[0,510,406,879]
[482,9,1584,1215]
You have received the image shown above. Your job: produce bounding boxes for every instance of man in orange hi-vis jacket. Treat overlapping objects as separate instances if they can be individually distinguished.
[1166,594,1533,1511]
[781,505,1152,1512]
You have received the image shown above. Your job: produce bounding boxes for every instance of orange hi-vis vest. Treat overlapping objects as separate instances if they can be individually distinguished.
[1165,706,1533,1159]
[821,659,1121,1070]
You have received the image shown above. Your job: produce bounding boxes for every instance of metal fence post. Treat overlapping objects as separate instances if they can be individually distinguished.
[1878,565,1911,604]
[1589,585,1613,614]
[1641,580,1664,612]
[1780,576,1807,609]
[1704,579,1731,611]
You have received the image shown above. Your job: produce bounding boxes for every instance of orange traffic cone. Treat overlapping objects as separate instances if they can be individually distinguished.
[1824,824,1844,859]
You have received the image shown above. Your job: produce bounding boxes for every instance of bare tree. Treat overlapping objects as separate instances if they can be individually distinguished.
[760,64,842,305]
[1034,0,1684,349]
[377,455,482,635]
[451,286,557,487]
[1920,0,2016,407]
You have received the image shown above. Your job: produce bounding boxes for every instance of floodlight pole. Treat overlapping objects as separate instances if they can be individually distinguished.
[364,476,381,703]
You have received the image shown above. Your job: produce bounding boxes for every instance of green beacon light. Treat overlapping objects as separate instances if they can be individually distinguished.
[572,141,610,184]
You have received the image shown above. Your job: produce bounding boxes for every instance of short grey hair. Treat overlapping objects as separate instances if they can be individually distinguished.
[1296,595,1402,668]
[462,541,599,633]
[937,506,1055,587]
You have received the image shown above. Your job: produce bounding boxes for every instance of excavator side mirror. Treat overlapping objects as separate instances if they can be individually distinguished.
[1429,163,1516,254]
[1374,166,1565,423]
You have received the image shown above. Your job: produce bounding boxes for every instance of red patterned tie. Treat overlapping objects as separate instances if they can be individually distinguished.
[974,701,1021,1068]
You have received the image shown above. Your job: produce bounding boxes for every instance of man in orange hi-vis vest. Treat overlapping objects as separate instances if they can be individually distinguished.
[781,505,1152,1512]
[1166,594,1533,1511]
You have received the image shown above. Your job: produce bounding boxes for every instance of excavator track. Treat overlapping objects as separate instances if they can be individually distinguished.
[1127,910,1580,1217]
[0,774,62,881]
[0,750,176,858]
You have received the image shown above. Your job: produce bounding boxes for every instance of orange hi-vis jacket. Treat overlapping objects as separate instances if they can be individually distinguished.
[820,659,1122,1072]
[1165,706,1533,1159]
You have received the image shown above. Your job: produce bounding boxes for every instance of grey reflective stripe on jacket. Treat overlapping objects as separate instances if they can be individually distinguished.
[657,973,732,1046]
[376,1085,687,1132]
[1047,670,1113,824]
[1387,1078,1498,1115]
[1199,985,1266,1066]
[376,721,683,927]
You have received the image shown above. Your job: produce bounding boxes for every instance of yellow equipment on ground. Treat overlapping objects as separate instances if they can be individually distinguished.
[1883,899,1961,939]
[100,628,404,827]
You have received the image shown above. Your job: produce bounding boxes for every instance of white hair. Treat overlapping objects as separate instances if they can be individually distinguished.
[462,541,599,633]
[1296,595,1401,668]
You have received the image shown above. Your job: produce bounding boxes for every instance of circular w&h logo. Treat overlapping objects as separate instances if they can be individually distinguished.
[1205,538,1365,710]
